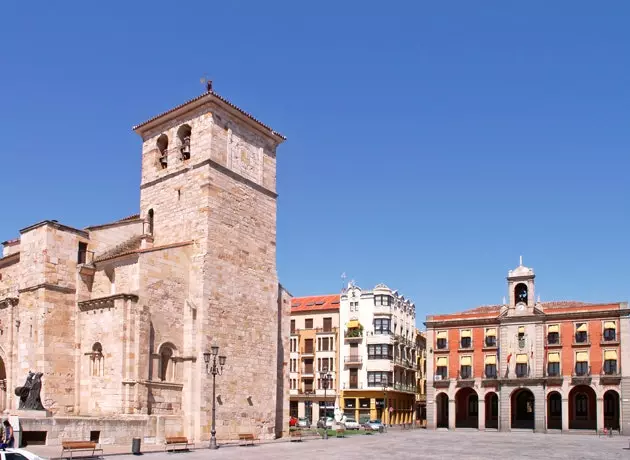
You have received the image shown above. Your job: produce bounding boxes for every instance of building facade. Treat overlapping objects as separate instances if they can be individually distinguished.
[339,283,417,425]
[425,261,629,434]
[289,295,340,423]
[0,83,290,444]
[415,329,427,425]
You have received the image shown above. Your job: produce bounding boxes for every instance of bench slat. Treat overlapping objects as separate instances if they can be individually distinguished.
[62,442,97,449]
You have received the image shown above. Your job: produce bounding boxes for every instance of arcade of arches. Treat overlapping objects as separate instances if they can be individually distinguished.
[434,386,621,432]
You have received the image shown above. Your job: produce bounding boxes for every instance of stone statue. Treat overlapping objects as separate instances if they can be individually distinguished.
[14,371,46,411]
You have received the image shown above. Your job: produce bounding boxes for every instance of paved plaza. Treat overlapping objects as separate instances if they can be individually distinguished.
[56,430,628,460]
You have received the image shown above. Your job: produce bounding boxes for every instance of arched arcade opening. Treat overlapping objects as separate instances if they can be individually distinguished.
[455,387,478,428]
[569,385,596,430]
[436,393,449,428]
[511,388,535,429]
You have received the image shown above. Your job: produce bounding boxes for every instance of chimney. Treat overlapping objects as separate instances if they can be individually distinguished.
[206,80,213,92]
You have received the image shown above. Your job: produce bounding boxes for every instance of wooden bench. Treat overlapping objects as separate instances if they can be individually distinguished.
[238,433,257,446]
[335,427,346,438]
[164,436,193,452]
[289,430,302,442]
[60,441,104,459]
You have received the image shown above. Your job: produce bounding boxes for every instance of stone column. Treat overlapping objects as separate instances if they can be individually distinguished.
[561,398,569,432]
[478,396,486,430]
[534,386,545,432]
[448,399,456,430]
[499,388,510,432]
[596,397,604,432]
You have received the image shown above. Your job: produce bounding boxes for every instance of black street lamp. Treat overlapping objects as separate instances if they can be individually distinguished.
[320,371,331,440]
[304,390,313,426]
[203,345,227,450]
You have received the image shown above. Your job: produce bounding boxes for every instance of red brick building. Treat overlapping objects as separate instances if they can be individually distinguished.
[425,261,628,434]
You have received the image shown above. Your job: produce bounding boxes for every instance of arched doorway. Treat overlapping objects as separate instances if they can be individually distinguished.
[603,390,620,431]
[569,385,596,430]
[436,393,449,428]
[455,387,478,428]
[485,392,498,429]
[511,388,535,429]
[547,391,562,430]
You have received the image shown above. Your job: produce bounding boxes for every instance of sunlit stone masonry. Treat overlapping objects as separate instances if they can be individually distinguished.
[0,82,291,445]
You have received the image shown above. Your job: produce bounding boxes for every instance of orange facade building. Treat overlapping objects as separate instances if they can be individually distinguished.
[425,261,628,434]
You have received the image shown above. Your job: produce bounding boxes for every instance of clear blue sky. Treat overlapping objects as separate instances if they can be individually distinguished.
[1,1,628,327]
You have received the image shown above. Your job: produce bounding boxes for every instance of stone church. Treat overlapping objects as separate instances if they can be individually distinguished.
[0,82,291,445]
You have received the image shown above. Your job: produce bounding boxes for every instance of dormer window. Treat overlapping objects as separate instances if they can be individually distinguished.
[177,124,192,160]
[157,134,169,169]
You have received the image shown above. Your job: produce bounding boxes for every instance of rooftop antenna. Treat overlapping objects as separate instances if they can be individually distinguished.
[200,74,212,93]
[341,272,347,290]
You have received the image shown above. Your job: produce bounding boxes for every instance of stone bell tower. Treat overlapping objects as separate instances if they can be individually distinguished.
[506,257,536,316]
[133,82,287,441]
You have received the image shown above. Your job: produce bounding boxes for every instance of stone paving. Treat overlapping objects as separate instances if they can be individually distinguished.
[32,429,629,460]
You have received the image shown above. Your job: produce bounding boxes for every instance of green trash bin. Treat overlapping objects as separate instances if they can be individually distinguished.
[132,438,141,455]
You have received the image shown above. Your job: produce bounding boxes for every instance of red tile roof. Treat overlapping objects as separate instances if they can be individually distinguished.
[132,89,286,141]
[291,294,340,312]
[86,214,141,230]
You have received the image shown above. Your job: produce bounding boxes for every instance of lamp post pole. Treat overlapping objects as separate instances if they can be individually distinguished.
[320,372,331,440]
[305,390,312,426]
[203,345,227,450]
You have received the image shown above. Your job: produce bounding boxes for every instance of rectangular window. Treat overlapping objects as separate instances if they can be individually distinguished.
[518,326,525,339]
[304,339,313,354]
[374,295,391,306]
[547,324,559,344]
[575,323,588,343]
[368,344,393,360]
[436,330,448,349]
[484,355,497,378]
[603,321,616,341]
[367,371,392,386]
[485,328,496,347]
[374,318,391,334]
[460,356,472,379]
[305,318,313,329]
[290,338,297,353]
[77,242,88,264]
[515,354,528,377]
[436,356,448,379]
[547,352,560,376]
[575,351,589,375]
[460,330,471,348]
[290,320,296,334]
[603,350,618,375]
[323,317,332,332]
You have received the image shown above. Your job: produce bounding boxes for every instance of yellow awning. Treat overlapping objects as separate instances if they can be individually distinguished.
[518,326,525,334]
[436,331,448,339]
[485,355,496,365]
[576,323,587,332]
[516,354,528,364]
[604,350,618,360]
[436,357,448,366]
[460,329,471,338]
[346,320,360,329]
[576,351,588,362]
[547,324,559,333]
[604,321,616,330]
[548,352,560,363]
[460,356,472,366]
[485,328,496,337]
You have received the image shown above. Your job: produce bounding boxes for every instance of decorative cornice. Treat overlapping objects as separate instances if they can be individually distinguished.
[0,252,19,268]
[425,307,629,329]
[78,293,139,311]
[139,380,184,390]
[140,158,278,199]
[18,284,75,294]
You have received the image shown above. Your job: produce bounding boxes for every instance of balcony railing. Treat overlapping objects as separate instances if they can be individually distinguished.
[484,338,498,348]
[545,335,562,347]
[300,348,315,355]
[392,383,416,392]
[573,365,591,377]
[316,327,337,334]
[482,371,498,380]
[458,370,473,380]
[344,356,363,365]
[573,335,590,346]
[342,383,365,389]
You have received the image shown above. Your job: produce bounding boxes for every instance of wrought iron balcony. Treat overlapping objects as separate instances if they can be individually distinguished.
[344,356,363,366]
